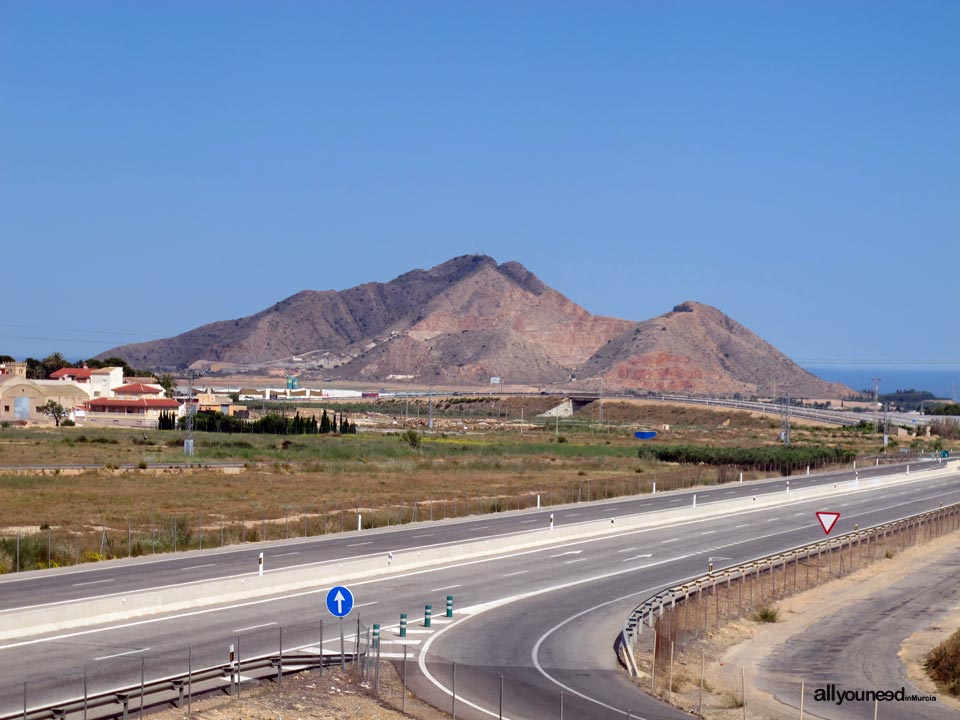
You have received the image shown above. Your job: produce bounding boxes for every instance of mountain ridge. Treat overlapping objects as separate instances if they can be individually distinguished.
[100,256,850,397]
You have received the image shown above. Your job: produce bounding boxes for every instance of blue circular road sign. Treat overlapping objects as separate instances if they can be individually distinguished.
[326,585,355,618]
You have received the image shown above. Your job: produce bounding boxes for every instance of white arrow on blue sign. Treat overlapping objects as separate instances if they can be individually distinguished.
[326,585,355,618]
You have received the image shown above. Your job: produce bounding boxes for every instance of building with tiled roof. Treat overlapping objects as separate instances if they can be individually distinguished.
[49,366,125,399]
[82,397,182,428]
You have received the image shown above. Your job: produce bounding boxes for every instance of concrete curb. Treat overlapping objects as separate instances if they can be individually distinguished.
[2,460,955,640]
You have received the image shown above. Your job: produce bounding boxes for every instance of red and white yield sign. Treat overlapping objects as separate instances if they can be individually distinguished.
[816,511,840,535]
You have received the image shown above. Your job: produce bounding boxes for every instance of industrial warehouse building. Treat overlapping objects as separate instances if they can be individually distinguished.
[0,377,89,424]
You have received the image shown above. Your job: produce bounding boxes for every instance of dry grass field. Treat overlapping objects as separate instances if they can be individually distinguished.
[0,400,950,571]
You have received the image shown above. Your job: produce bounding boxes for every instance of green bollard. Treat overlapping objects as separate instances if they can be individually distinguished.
[424,604,432,628]
[446,595,454,618]
[373,623,380,648]
[400,613,407,638]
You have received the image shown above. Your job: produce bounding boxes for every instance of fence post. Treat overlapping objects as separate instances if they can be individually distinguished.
[451,661,457,720]
[83,667,88,720]
[698,649,705,715]
[319,619,324,676]
[236,635,241,701]
[16,531,20,572]
[668,641,674,704]
[278,625,283,687]
[128,520,132,557]
[140,656,144,720]
[187,645,192,718]
[499,674,504,719]
[402,644,408,713]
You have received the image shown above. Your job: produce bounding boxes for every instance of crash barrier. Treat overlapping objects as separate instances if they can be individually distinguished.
[0,616,374,720]
[2,460,956,641]
[618,500,960,680]
[0,453,939,574]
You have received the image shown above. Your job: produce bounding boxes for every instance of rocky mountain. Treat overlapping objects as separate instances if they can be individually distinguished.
[577,302,850,397]
[100,256,850,397]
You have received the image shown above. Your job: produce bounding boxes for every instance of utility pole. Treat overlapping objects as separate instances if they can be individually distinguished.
[184,370,195,456]
[882,402,889,447]
[872,377,881,443]
[598,378,604,425]
[780,394,791,446]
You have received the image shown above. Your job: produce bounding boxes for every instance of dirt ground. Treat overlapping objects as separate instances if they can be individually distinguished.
[654,531,960,719]
[147,663,449,720]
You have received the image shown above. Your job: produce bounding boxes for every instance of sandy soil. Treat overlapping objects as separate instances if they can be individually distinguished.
[146,663,449,720]
[658,531,960,719]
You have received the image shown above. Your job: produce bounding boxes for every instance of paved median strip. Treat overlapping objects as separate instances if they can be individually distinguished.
[4,462,950,642]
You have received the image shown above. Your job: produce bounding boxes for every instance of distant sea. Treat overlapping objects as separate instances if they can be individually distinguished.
[805,366,960,401]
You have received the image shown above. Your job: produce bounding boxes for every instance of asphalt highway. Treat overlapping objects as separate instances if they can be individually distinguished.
[0,459,934,613]
[0,461,957,719]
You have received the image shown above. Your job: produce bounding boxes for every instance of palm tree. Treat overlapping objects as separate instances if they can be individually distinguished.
[41,352,70,378]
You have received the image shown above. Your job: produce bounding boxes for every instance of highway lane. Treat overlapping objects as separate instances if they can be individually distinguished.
[415,474,960,719]
[0,469,957,717]
[0,459,934,612]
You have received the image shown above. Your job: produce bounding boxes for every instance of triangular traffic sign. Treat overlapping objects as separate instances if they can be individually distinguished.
[816,511,840,535]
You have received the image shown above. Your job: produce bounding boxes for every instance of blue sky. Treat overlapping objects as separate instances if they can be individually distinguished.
[2,1,957,367]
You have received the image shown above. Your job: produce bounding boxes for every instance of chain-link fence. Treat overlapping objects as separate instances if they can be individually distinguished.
[0,455,929,573]
[622,502,960,717]
[0,616,375,720]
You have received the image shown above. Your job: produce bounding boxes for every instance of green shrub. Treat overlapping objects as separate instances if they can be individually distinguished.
[751,605,779,623]
[926,628,960,696]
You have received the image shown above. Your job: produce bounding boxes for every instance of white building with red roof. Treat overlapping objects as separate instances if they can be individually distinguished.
[82,397,182,428]
[49,366,124,399]
[112,383,165,400]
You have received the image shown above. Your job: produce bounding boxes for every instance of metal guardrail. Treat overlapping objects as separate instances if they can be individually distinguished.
[0,633,370,720]
[618,499,960,677]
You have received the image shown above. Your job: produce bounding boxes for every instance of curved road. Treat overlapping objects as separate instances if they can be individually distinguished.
[0,460,956,719]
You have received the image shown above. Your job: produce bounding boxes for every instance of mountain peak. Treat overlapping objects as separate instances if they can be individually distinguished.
[97,256,849,397]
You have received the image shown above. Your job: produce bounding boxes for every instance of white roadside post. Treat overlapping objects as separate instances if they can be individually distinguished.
[692,494,696,508]
[549,513,554,530]
[258,552,264,576]
[358,514,362,531]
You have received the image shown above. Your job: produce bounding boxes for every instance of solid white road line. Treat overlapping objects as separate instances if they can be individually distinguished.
[549,551,582,558]
[72,579,114,587]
